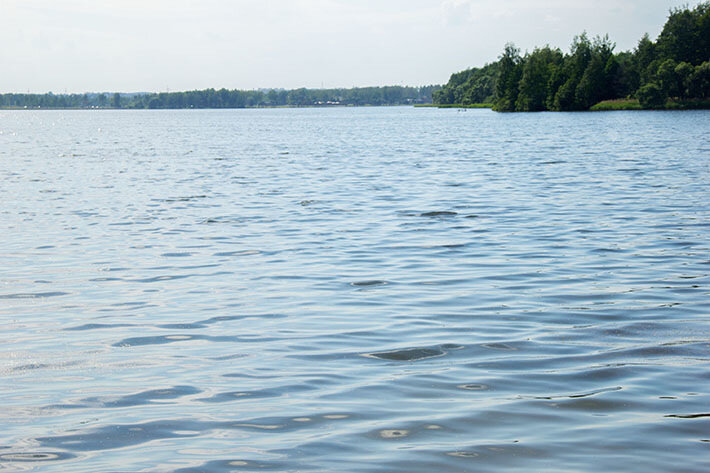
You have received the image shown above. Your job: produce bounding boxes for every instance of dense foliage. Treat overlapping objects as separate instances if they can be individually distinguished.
[431,62,498,105]
[0,85,439,109]
[435,2,710,110]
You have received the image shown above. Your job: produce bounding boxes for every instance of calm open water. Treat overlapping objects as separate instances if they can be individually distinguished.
[1,107,709,472]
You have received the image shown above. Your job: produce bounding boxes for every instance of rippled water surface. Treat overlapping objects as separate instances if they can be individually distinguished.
[1,107,709,472]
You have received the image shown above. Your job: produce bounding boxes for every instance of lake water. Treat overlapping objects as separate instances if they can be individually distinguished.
[1,107,708,472]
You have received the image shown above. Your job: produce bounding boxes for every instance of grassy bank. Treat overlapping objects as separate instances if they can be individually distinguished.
[663,98,710,109]
[591,98,710,111]
[415,103,493,109]
[590,99,643,111]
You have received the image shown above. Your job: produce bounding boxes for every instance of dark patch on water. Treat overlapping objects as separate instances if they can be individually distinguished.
[481,343,518,351]
[364,346,449,361]
[665,413,710,419]
[351,280,389,287]
[213,250,261,257]
[420,211,458,217]
[0,452,75,462]
[211,353,248,361]
[132,275,191,283]
[158,195,207,203]
[459,383,490,391]
[13,363,51,371]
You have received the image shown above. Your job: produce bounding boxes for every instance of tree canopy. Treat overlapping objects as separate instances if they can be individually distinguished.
[0,85,440,110]
[434,2,710,110]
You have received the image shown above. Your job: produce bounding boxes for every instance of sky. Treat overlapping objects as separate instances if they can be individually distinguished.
[2,0,695,93]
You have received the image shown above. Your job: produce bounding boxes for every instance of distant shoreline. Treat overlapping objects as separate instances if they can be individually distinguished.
[4,100,709,111]
[0,104,424,111]
[0,85,440,110]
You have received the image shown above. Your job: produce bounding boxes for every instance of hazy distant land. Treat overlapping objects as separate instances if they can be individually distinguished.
[0,86,440,110]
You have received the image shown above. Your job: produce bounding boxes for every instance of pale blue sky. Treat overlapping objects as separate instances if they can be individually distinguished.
[2,0,692,93]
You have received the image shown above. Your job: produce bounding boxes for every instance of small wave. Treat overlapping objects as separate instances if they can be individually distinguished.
[64,323,136,331]
[132,275,191,283]
[0,291,69,299]
[213,250,261,257]
[156,195,207,203]
[112,333,270,347]
[53,386,202,409]
[530,386,623,400]
[197,388,280,403]
[458,383,490,391]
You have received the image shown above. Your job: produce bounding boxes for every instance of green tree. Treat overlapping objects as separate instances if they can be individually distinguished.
[657,3,710,65]
[493,43,523,111]
[553,80,577,110]
[112,93,121,108]
[687,61,710,98]
[675,62,695,98]
[457,63,498,104]
[515,47,563,111]
[147,97,162,109]
[610,51,639,98]
[550,33,595,110]
[637,82,666,108]
[656,59,679,97]
[635,33,657,86]
[575,55,606,109]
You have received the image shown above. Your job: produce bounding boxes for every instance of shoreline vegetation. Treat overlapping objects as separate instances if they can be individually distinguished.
[0,85,439,110]
[434,2,709,112]
[414,103,493,109]
[418,97,710,111]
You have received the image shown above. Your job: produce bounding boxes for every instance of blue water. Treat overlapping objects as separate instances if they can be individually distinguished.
[1,107,709,472]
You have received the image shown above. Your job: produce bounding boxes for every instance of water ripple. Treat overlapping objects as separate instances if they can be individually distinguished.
[2,108,709,473]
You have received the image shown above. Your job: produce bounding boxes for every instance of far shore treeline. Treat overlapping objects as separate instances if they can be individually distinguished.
[0,85,440,110]
[434,2,710,111]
